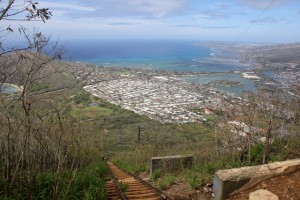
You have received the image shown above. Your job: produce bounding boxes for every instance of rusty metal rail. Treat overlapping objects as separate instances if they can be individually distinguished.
[105,161,171,200]
[105,166,127,200]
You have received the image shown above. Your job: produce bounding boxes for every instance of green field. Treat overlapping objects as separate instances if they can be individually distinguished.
[70,106,113,118]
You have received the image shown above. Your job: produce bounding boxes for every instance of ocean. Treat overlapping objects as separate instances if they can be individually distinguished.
[64,40,252,72]
[64,40,256,94]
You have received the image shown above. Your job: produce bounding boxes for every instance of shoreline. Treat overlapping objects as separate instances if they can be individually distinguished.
[1,83,23,93]
[75,44,255,74]
[81,57,255,74]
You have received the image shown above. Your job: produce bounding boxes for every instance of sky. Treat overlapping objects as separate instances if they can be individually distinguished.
[3,0,300,43]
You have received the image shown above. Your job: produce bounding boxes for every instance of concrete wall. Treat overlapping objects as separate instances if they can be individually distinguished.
[213,159,300,200]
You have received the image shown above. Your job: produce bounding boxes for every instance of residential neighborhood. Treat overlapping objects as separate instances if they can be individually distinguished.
[77,63,244,123]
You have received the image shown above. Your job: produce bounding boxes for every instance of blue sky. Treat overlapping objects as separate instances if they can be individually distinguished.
[5,0,300,43]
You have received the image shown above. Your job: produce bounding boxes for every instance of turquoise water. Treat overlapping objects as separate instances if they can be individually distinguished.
[64,40,256,94]
[65,40,253,72]
[182,73,256,94]
[1,84,20,94]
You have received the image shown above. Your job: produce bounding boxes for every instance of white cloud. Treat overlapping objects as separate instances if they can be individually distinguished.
[201,25,238,29]
[40,1,95,11]
[196,12,229,20]
[250,17,285,24]
[127,0,188,17]
[36,1,96,18]
[76,0,189,19]
[194,2,242,21]
[238,0,291,9]
[107,22,141,26]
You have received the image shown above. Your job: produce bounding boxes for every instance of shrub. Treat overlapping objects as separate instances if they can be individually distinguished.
[250,144,264,164]
[157,175,176,190]
[204,162,220,174]
[28,161,107,200]
[188,174,204,189]
[151,169,161,181]
[118,181,128,193]
[74,92,90,104]
[29,82,50,92]
[68,162,106,199]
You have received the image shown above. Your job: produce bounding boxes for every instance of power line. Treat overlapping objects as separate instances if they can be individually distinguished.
[232,0,277,44]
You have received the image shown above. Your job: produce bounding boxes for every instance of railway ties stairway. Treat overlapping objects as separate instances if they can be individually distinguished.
[105,162,170,200]
[105,176,122,200]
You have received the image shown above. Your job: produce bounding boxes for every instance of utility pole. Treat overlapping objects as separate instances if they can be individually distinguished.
[138,126,141,144]
[101,129,107,158]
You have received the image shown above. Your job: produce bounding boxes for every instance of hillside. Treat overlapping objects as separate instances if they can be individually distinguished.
[235,43,300,65]
[1,56,300,199]
[248,44,300,64]
[64,61,300,199]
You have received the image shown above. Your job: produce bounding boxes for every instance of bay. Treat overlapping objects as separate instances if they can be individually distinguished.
[1,83,21,94]
[181,73,256,95]
[64,40,252,72]
[64,39,257,94]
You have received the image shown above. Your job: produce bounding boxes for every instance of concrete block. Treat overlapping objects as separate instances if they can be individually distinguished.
[213,159,300,200]
[150,155,193,176]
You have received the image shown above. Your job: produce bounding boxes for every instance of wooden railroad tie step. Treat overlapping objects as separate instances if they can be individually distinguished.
[105,162,170,200]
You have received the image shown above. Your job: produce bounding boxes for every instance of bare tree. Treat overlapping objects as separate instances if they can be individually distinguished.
[0,1,103,199]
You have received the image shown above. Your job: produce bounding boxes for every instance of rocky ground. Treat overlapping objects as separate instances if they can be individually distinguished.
[139,169,300,200]
[228,169,300,200]
[164,182,212,200]
[138,172,213,200]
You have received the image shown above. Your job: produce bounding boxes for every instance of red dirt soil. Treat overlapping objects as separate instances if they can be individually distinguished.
[228,169,300,200]
[140,170,300,199]
[164,182,212,200]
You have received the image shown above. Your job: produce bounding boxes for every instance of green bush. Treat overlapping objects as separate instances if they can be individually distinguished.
[29,83,50,92]
[0,161,107,200]
[188,174,204,189]
[157,175,176,190]
[115,158,148,174]
[250,144,264,164]
[34,172,57,199]
[115,160,136,173]
[150,169,161,181]
[204,162,220,174]
[118,181,128,193]
[68,161,106,200]
[74,92,90,104]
